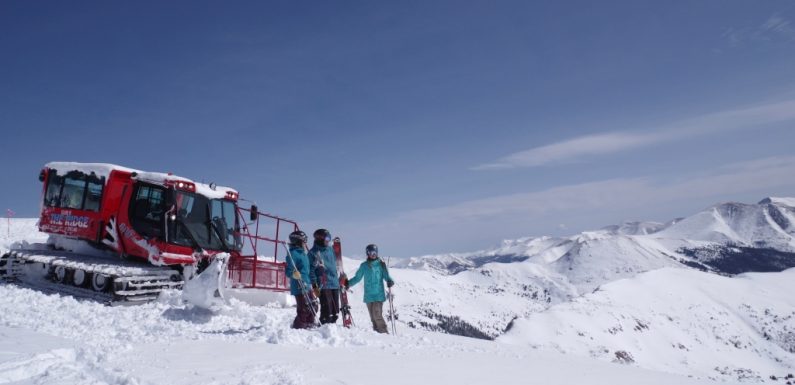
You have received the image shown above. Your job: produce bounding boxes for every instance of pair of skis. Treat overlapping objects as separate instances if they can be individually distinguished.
[386,255,397,335]
[333,237,354,328]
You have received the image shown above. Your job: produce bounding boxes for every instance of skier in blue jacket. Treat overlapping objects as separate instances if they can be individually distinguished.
[284,230,317,329]
[307,228,341,324]
[345,244,395,333]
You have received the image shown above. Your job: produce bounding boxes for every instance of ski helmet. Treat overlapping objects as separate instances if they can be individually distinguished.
[288,230,307,247]
[366,244,378,258]
[313,229,331,246]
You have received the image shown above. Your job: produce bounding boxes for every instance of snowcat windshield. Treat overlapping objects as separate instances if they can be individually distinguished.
[169,191,241,252]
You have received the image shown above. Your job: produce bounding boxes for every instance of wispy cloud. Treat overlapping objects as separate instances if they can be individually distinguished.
[724,13,795,47]
[473,98,795,170]
[473,132,664,170]
[398,155,795,230]
[760,15,795,38]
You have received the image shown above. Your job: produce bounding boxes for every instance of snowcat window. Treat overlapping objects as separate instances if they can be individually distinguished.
[211,199,241,251]
[131,185,166,239]
[84,177,104,212]
[43,170,102,212]
[44,171,64,207]
[171,191,215,250]
[169,191,238,251]
[177,194,194,213]
[61,172,87,210]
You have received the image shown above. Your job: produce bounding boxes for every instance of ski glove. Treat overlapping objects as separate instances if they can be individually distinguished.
[312,284,320,297]
[387,280,394,288]
[292,271,302,280]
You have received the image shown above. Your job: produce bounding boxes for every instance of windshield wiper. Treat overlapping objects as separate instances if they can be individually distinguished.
[209,219,231,252]
[179,220,204,251]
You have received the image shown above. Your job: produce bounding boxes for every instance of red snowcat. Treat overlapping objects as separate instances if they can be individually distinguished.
[0,162,299,304]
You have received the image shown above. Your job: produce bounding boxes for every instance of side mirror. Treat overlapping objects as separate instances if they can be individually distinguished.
[38,169,46,182]
[250,205,258,221]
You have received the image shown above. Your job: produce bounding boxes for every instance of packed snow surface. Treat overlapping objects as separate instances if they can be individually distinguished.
[0,285,728,385]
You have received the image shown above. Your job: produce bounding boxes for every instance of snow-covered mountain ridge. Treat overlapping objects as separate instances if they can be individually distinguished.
[398,196,795,278]
[386,197,795,341]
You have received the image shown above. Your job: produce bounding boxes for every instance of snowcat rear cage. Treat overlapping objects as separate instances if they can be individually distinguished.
[227,206,299,291]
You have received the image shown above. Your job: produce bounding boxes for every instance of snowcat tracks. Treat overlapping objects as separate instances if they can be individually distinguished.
[0,251,22,280]
[1,250,183,305]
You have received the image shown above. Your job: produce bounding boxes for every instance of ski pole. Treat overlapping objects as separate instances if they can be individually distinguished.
[282,242,319,323]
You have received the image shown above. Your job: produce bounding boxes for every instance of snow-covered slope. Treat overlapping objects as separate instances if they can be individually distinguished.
[0,218,46,252]
[384,258,577,339]
[0,282,719,385]
[500,267,795,382]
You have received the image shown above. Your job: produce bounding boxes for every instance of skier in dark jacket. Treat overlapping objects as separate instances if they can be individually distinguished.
[285,230,317,329]
[346,244,394,333]
[307,228,341,324]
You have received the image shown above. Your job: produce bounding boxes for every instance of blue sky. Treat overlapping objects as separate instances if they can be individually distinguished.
[2,1,795,257]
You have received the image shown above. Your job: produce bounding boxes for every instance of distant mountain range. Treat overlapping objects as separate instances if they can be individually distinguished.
[396,196,795,283]
[385,197,795,381]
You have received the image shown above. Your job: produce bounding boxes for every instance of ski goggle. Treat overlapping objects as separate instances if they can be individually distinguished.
[366,248,378,257]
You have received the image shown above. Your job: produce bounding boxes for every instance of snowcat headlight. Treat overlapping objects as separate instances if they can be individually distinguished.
[173,181,196,192]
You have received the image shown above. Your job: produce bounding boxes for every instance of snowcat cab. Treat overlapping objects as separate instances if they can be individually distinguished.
[38,162,242,268]
[0,162,295,304]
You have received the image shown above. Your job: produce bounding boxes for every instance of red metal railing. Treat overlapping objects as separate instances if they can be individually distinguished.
[227,206,300,291]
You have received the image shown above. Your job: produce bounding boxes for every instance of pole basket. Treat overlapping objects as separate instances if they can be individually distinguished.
[227,205,300,292]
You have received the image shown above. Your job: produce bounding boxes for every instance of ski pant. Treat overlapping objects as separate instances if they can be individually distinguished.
[292,294,317,329]
[319,289,340,324]
[366,301,389,334]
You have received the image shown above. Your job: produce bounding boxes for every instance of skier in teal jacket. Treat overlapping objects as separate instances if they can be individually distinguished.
[284,231,317,329]
[346,244,394,333]
[308,229,341,324]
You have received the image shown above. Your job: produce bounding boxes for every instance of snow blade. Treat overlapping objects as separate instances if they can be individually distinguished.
[182,253,230,310]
